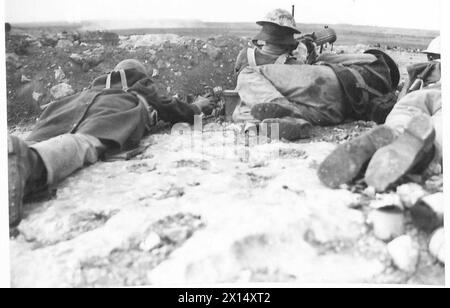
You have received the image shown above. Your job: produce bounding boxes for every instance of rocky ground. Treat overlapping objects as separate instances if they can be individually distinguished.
[6,28,444,287]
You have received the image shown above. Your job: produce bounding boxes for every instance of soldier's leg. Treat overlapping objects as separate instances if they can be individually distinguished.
[30,133,105,186]
[8,133,105,226]
[236,64,345,126]
[365,90,442,191]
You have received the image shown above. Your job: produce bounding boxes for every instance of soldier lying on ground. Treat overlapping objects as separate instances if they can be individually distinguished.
[318,37,443,263]
[233,9,400,141]
[8,59,216,227]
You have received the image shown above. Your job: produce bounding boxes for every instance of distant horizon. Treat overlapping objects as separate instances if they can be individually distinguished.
[7,19,441,33]
[5,0,442,31]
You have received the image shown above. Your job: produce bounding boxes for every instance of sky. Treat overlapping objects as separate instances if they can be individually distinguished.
[4,0,442,30]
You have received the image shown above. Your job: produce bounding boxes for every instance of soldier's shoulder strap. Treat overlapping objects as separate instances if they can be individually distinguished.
[247,47,258,67]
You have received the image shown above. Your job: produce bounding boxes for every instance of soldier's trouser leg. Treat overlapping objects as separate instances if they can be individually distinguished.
[29,133,105,186]
[385,89,442,162]
[235,65,345,126]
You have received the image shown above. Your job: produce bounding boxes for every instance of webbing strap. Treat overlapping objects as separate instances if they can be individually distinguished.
[129,91,158,130]
[348,67,384,98]
[247,48,257,67]
[118,69,128,91]
[105,70,129,90]
[363,65,392,91]
[105,74,112,89]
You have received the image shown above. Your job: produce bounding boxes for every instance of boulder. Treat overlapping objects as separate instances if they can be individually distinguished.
[70,53,84,65]
[396,183,426,208]
[411,193,444,231]
[387,235,419,273]
[429,228,445,264]
[50,83,75,99]
[368,206,405,242]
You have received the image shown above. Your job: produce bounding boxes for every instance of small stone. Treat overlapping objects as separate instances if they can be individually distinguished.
[387,235,419,273]
[411,193,444,231]
[429,227,445,264]
[139,233,162,252]
[202,44,222,61]
[54,67,66,82]
[21,75,31,83]
[396,183,426,208]
[363,186,376,198]
[70,53,84,65]
[163,228,189,244]
[56,39,73,49]
[50,83,75,99]
[32,92,43,102]
[368,207,405,242]
[370,193,403,211]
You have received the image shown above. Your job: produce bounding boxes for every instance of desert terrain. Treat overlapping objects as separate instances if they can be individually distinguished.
[5,23,443,287]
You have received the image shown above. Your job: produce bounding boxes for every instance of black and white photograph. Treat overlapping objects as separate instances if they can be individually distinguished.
[0,0,447,289]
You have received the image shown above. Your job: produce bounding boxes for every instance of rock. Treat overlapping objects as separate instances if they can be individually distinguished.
[396,183,426,208]
[80,31,119,46]
[362,186,376,198]
[6,53,22,69]
[162,227,190,244]
[370,193,403,210]
[202,44,222,61]
[152,69,160,78]
[56,39,73,49]
[32,92,43,102]
[368,207,405,242]
[70,53,84,65]
[21,75,31,83]
[54,67,66,82]
[50,83,75,99]
[429,228,445,264]
[387,236,419,273]
[82,63,90,73]
[139,233,162,252]
[40,34,59,47]
[411,193,444,231]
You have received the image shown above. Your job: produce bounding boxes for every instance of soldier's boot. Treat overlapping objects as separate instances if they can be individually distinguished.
[8,135,46,227]
[250,98,295,121]
[260,117,313,141]
[318,125,396,188]
[365,114,435,192]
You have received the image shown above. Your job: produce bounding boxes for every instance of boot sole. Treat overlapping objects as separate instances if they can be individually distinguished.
[8,136,25,227]
[365,114,435,192]
[318,125,395,188]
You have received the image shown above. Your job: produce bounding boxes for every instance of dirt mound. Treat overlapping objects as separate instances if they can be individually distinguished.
[5,30,248,127]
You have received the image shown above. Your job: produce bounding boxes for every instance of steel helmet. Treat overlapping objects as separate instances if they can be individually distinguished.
[114,59,148,75]
[256,9,301,34]
[422,36,440,55]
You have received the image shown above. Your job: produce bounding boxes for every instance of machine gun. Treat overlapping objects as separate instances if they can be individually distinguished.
[297,26,337,54]
[291,5,337,54]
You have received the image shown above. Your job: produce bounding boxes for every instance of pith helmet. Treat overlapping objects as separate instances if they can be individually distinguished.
[422,36,440,55]
[114,59,148,75]
[364,49,400,89]
[256,9,301,34]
